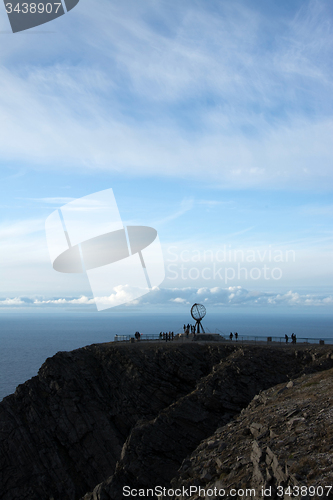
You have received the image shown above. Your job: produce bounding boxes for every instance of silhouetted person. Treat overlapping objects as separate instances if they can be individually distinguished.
[171,331,174,340]
[285,334,288,344]
[235,332,238,341]
[291,333,296,344]
[229,332,233,341]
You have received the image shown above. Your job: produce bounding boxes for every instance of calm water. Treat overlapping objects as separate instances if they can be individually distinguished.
[1,311,332,401]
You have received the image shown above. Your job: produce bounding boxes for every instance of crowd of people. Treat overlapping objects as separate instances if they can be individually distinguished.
[183,323,197,336]
[134,331,175,341]
[132,331,175,342]
[159,331,174,341]
[285,333,297,344]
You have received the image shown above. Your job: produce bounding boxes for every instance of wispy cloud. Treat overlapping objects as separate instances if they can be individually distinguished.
[223,226,256,238]
[198,200,234,207]
[153,198,194,226]
[23,197,75,205]
[0,218,44,239]
[299,204,333,217]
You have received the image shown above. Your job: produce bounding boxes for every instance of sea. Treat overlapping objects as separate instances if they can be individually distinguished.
[1,310,332,402]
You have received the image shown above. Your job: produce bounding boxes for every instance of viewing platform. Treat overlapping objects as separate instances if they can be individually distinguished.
[114,332,332,345]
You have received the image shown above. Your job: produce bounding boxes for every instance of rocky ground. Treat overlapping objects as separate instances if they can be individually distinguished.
[0,341,333,500]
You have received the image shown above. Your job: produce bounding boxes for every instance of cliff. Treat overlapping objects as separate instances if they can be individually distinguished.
[0,341,332,499]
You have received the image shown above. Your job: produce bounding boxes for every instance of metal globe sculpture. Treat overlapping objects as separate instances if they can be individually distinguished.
[190,303,206,334]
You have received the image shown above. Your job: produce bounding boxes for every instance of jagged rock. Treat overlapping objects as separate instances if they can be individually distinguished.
[250,422,267,437]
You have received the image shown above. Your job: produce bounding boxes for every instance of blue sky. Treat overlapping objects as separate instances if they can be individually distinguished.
[0,0,332,313]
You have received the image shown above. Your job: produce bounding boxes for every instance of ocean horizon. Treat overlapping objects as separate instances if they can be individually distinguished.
[1,310,332,401]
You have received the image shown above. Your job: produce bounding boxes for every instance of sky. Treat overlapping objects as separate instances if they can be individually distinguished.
[0,0,332,314]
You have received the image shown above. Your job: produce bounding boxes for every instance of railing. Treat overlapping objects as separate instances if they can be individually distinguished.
[114,333,172,342]
[114,335,131,342]
[214,332,332,345]
[140,334,165,341]
[114,333,333,345]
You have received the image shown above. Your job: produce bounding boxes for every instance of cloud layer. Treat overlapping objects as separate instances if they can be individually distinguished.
[1,286,332,309]
[1,0,332,188]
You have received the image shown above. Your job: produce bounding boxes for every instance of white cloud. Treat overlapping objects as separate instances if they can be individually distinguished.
[32,284,145,307]
[0,298,25,305]
[170,297,188,304]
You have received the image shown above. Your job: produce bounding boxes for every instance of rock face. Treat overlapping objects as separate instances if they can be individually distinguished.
[166,365,333,500]
[0,342,333,500]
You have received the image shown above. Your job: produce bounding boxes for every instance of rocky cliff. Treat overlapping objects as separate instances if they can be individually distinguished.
[165,362,333,500]
[0,341,332,500]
